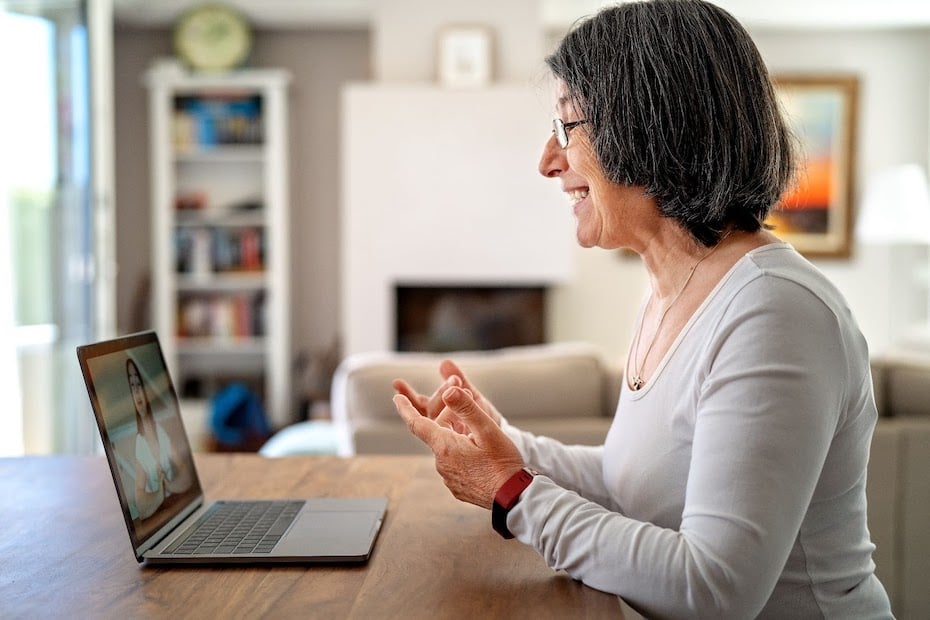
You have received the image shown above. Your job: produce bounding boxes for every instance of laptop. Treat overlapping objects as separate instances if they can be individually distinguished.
[76,330,387,565]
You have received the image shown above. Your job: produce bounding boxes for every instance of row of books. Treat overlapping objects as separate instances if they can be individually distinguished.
[176,227,265,274]
[177,293,266,339]
[173,95,264,148]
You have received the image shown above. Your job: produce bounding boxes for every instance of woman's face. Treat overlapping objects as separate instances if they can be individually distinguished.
[127,363,147,416]
[538,80,652,250]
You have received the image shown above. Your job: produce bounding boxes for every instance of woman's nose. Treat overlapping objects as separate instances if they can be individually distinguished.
[538,133,565,178]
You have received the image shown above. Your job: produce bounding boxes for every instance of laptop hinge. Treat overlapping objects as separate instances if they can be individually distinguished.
[136,495,205,560]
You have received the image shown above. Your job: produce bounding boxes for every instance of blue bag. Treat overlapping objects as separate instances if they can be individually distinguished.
[209,384,271,449]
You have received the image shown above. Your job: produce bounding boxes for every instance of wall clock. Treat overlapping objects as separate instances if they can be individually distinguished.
[174,4,253,72]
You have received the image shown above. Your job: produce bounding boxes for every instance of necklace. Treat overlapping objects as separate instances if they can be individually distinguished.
[628,234,730,391]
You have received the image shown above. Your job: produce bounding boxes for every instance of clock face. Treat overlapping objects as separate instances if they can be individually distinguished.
[174,5,252,72]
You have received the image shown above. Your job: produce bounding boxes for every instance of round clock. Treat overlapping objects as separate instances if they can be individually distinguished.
[174,4,253,72]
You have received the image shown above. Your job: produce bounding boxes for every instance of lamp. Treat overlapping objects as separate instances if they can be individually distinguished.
[856,164,930,348]
[857,164,930,244]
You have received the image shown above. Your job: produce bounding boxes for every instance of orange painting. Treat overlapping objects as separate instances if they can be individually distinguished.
[767,76,858,257]
[782,157,833,210]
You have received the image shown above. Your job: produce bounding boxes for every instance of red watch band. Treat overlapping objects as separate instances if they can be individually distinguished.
[492,467,536,539]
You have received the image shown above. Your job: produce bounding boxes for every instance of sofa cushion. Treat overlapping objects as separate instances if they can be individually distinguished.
[333,342,610,424]
[886,360,930,417]
[872,354,930,418]
[330,342,615,456]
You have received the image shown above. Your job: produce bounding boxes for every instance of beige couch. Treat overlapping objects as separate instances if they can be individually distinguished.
[867,353,930,619]
[328,342,928,618]
[330,342,621,455]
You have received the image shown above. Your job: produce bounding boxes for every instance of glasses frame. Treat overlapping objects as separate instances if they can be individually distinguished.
[552,118,588,148]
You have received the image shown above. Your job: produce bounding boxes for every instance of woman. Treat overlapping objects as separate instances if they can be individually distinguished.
[127,358,191,519]
[391,1,892,617]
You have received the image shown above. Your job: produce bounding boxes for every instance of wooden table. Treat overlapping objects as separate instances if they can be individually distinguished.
[0,454,635,618]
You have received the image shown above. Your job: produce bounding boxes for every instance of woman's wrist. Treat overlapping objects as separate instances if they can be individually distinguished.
[491,467,537,538]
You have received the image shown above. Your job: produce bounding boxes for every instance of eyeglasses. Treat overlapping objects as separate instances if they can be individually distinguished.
[552,118,588,148]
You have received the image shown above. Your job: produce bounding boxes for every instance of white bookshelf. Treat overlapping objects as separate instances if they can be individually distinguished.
[146,65,292,431]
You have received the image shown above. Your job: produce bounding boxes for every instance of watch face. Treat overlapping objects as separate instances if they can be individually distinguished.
[174,5,252,72]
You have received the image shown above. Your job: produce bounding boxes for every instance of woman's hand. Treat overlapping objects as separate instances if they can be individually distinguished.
[392,360,503,426]
[393,386,524,509]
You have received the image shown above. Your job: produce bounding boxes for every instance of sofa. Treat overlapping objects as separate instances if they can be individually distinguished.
[321,341,930,618]
[330,342,621,455]
[867,352,930,619]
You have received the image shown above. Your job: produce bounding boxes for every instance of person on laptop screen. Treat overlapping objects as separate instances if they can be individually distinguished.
[126,358,192,519]
[79,331,388,565]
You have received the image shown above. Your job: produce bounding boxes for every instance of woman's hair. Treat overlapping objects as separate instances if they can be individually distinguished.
[546,0,796,246]
[126,358,152,433]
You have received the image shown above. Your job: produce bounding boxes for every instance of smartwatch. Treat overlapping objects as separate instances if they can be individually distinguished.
[492,467,537,539]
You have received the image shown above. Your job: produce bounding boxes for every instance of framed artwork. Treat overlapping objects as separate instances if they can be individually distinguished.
[437,25,493,88]
[767,75,859,258]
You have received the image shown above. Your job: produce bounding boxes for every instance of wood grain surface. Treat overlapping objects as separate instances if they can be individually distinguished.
[0,454,627,618]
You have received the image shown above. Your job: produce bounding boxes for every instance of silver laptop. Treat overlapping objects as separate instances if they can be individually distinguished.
[76,330,386,565]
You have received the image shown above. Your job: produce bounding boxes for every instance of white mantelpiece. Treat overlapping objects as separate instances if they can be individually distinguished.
[340,84,573,355]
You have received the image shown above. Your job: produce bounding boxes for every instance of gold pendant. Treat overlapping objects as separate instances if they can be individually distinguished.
[631,376,644,391]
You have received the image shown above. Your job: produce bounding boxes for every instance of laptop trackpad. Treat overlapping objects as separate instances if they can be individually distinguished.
[286,511,382,556]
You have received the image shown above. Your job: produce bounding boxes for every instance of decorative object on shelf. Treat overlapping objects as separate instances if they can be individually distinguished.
[173,93,263,148]
[173,3,253,72]
[767,74,859,258]
[436,25,493,88]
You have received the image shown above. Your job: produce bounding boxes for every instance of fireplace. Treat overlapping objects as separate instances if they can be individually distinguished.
[395,285,546,352]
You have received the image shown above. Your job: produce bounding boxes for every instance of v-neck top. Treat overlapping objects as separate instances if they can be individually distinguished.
[502,243,892,618]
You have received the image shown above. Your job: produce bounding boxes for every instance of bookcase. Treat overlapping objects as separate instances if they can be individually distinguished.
[145,65,292,432]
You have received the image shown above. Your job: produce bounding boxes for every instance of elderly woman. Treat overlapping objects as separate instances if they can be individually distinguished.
[392,0,892,617]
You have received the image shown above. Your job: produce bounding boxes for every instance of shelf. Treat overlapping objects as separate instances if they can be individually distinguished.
[176,273,267,291]
[175,210,266,227]
[173,145,264,162]
[177,337,267,355]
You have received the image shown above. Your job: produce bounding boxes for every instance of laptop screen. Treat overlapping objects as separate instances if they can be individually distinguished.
[77,331,203,553]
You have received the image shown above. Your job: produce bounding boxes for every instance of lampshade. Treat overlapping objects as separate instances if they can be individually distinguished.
[856,164,930,244]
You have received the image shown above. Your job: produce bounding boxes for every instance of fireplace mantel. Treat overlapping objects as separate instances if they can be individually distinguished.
[340,84,573,355]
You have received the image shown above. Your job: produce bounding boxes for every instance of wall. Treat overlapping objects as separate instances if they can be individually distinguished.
[372,0,543,82]
[341,84,573,355]
[114,20,930,379]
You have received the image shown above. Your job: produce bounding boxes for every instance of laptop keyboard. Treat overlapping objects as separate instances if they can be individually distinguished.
[165,500,305,555]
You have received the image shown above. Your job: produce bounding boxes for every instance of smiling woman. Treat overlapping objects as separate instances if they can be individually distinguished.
[391,1,893,617]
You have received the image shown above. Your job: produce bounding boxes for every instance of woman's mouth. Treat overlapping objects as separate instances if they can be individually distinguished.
[567,188,589,204]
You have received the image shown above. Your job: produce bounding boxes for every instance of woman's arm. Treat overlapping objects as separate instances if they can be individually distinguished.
[501,421,616,510]
[508,277,857,618]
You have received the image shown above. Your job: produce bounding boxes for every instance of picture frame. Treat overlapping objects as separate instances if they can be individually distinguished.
[767,75,859,258]
[436,25,493,88]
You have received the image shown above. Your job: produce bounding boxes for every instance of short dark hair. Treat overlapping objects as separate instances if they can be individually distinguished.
[546,0,796,246]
